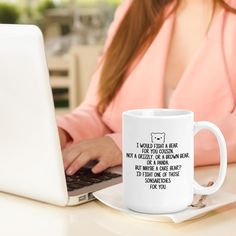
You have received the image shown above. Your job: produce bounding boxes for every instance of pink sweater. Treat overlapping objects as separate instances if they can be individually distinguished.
[57,0,236,166]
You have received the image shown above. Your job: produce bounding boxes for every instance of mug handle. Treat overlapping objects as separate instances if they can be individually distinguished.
[193,121,227,195]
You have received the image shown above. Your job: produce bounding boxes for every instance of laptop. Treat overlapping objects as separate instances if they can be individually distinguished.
[0,24,122,206]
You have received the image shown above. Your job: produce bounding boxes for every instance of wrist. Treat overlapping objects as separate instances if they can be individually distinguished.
[58,127,72,148]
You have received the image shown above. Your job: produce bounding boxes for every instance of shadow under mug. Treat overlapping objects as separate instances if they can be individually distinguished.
[122,108,227,214]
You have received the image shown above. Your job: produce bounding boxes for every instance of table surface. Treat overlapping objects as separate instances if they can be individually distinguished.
[0,164,235,236]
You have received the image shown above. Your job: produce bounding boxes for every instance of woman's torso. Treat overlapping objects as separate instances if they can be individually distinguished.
[101,0,235,132]
[164,1,222,107]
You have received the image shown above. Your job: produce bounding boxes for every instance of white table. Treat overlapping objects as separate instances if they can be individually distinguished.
[0,164,235,236]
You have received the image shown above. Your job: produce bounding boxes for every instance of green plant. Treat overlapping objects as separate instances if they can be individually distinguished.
[0,3,19,24]
[37,0,56,15]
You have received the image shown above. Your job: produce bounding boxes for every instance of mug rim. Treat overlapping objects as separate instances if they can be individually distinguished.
[123,108,194,119]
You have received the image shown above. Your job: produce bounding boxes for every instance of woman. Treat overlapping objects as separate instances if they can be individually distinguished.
[57,0,236,176]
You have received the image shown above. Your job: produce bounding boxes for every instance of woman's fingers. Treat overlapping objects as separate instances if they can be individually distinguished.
[66,152,97,175]
[92,160,109,174]
[62,145,82,170]
[62,137,122,175]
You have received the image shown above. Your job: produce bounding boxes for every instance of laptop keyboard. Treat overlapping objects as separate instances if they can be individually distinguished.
[66,167,121,192]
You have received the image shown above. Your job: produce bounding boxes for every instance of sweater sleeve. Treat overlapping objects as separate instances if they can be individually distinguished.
[194,109,236,166]
[56,0,132,144]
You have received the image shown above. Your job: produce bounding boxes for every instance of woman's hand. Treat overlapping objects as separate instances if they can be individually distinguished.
[58,127,72,149]
[62,136,122,175]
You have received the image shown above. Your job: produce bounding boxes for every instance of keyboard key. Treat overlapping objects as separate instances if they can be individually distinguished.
[77,180,93,186]
[66,176,75,183]
[81,177,102,183]
[68,183,85,189]
[67,187,74,192]
[95,175,112,181]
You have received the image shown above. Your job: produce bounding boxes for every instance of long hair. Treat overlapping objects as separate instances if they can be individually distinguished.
[97,0,236,113]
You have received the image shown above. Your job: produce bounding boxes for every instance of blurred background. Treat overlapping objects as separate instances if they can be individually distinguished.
[0,0,122,114]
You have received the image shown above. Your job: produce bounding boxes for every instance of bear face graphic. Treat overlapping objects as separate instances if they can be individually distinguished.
[151,132,166,143]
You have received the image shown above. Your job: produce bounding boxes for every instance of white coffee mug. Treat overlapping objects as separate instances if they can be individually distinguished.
[122,109,227,214]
